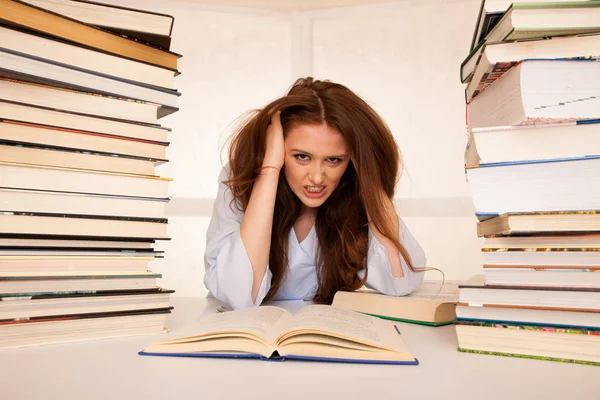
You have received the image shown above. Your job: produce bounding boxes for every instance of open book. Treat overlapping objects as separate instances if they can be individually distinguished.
[139,304,418,365]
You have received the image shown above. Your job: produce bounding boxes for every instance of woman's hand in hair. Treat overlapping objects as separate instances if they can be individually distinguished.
[262,111,285,170]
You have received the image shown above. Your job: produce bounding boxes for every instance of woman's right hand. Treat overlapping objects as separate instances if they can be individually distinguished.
[262,111,285,170]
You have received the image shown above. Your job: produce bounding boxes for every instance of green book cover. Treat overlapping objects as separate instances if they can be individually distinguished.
[366,313,453,327]
[458,347,600,366]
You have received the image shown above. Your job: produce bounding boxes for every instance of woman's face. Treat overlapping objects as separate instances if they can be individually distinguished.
[283,123,351,209]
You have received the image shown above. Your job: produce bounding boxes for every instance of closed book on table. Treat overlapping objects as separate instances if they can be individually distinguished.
[332,281,459,326]
[0,308,172,350]
[456,319,600,366]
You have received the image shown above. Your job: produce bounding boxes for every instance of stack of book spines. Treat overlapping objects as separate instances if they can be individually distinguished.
[456,0,600,365]
[0,0,180,349]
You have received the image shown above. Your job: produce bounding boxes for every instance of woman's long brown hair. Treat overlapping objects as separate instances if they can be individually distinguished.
[226,77,415,303]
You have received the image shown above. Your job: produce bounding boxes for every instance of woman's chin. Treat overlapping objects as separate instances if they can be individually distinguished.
[299,194,328,209]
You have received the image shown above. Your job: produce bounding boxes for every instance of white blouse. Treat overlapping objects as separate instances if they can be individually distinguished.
[204,166,426,310]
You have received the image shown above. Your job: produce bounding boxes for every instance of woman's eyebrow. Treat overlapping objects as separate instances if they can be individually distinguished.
[289,149,348,158]
[289,148,312,155]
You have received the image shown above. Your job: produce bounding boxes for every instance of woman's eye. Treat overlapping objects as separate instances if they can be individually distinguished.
[327,157,342,164]
[294,154,310,161]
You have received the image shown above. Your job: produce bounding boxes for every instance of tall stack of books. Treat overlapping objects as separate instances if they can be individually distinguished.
[455,0,600,365]
[0,0,180,349]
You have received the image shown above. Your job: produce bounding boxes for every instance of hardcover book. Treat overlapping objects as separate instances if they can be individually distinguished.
[140,305,419,365]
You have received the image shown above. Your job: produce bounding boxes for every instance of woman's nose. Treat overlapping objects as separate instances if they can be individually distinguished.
[308,165,325,185]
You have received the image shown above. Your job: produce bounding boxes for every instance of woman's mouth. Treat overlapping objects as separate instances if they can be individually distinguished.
[303,186,326,199]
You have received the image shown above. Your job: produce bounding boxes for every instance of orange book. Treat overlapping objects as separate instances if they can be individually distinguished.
[1,0,180,70]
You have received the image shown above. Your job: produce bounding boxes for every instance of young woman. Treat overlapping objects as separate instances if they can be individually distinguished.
[204,77,426,310]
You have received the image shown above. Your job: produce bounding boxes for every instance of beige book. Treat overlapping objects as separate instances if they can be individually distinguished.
[0,161,171,199]
[0,122,167,160]
[0,188,167,219]
[332,281,459,327]
[0,144,159,176]
[0,102,169,142]
[0,213,168,239]
[140,305,418,365]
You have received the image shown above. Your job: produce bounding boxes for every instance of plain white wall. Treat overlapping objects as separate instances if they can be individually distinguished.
[97,0,483,297]
[308,1,484,284]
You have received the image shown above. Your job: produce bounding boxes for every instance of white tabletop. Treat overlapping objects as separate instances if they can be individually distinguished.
[1,297,598,400]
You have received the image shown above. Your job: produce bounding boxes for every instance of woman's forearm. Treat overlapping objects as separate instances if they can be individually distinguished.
[240,168,280,301]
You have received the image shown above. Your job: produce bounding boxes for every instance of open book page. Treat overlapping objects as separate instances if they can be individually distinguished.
[146,306,293,350]
[142,336,273,357]
[277,305,408,353]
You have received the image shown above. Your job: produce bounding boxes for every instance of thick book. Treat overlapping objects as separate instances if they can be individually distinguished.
[0,161,171,198]
[458,279,600,311]
[331,281,459,326]
[482,234,600,249]
[476,212,600,237]
[455,320,600,366]
[0,238,154,249]
[0,307,171,349]
[0,187,168,219]
[466,156,600,215]
[0,288,174,320]
[0,101,171,142]
[0,0,180,70]
[467,59,600,129]
[140,305,419,365]
[483,265,600,288]
[0,121,168,161]
[0,255,155,275]
[482,247,600,267]
[19,0,174,49]
[468,120,600,165]
[485,1,600,43]
[0,249,162,257]
[0,77,161,124]
[0,272,162,295]
[0,47,180,109]
[467,0,591,53]
[0,142,161,176]
[455,303,600,329]
[0,26,176,92]
[0,212,169,240]
[462,33,600,101]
